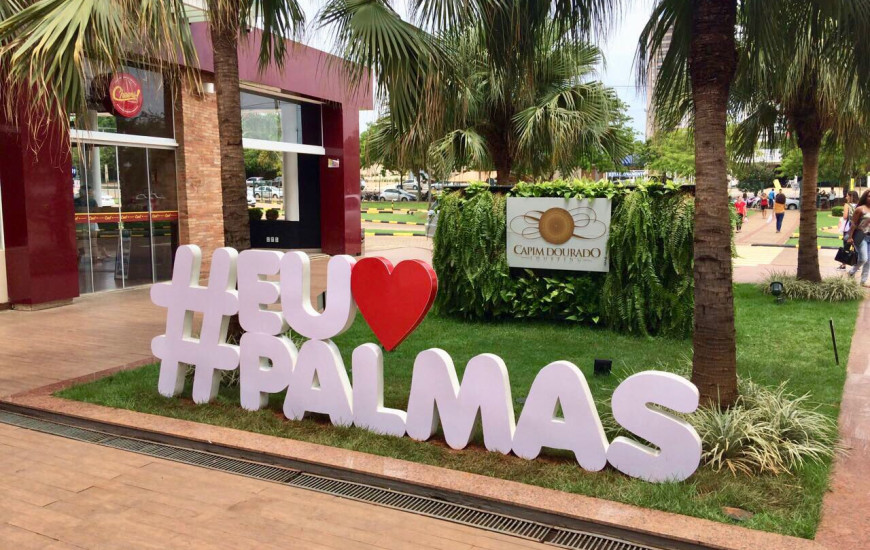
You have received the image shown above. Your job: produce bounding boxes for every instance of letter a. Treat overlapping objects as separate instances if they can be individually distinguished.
[283,339,353,426]
[512,361,608,471]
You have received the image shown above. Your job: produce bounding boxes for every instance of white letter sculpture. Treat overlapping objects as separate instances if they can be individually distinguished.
[512,361,609,471]
[352,344,407,437]
[405,350,515,454]
[152,247,705,483]
[151,245,240,404]
[606,371,702,482]
[281,252,356,340]
[284,339,354,426]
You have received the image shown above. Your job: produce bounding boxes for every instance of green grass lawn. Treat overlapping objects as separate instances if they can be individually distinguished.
[361,212,428,224]
[787,211,843,247]
[362,200,430,211]
[57,284,858,538]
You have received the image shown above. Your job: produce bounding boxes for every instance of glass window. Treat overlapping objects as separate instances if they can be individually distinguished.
[70,63,174,139]
[241,90,321,145]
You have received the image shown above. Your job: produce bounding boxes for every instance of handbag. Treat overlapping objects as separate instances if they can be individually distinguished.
[836,244,858,266]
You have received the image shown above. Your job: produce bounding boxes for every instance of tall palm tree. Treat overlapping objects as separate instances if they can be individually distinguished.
[730,1,870,282]
[362,23,630,182]
[325,0,744,406]
[319,0,624,185]
[206,0,305,250]
[640,0,738,406]
[642,0,870,405]
[0,0,305,253]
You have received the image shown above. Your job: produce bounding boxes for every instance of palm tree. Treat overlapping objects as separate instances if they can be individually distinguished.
[319,0,626,185]
[640,0,738,406]
[642,0,870,405]
[730,1,870,282]
[361,23,630,182]
[206,0,305,250]
[0,0,305,253]
[0,0,198,134]
[325,0,744,405]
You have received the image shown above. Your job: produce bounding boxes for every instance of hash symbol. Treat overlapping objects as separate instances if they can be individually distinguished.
[151,245,240,404]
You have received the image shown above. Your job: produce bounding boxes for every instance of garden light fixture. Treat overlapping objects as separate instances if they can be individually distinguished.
[770,281,785,304]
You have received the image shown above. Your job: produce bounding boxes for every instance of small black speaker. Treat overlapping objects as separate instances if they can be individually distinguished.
[594,359,612,376]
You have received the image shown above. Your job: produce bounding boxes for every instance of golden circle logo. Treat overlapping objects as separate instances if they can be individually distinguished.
[510,205,607,243]
[538,208,575,244]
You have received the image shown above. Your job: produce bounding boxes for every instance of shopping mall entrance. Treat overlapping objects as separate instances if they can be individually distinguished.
[72,144,179,294]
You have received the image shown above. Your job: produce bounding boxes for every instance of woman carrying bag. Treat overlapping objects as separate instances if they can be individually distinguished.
[847,191,870,286]
[838,191,859,270]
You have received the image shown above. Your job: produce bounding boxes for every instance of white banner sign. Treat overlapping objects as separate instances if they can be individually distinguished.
[507,197,611,272]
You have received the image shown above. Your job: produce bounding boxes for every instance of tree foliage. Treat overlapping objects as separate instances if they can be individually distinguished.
[320,0,631,182]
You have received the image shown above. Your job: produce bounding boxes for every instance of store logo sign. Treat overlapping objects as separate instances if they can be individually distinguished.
[109,73,143,118]
[151,246,702,483]
[507,197,611,272]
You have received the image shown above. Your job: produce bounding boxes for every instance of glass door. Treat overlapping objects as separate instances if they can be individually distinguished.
[75,144,124,293]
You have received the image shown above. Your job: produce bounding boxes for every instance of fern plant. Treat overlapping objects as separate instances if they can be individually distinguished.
[433,179,696,336]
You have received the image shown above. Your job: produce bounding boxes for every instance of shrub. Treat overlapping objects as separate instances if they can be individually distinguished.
[433,179,696,336]
[831,206,844,217]
[248,208,263,222]
[266,208,280,221]
[600,367,839,476]
[758,271,864,302]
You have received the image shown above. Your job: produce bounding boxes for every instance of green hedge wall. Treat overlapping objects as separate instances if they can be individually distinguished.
[432,180,696,338]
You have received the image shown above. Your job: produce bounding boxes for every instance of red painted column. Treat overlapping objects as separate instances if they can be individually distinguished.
[0,96,79,305]
[320,103,362,256]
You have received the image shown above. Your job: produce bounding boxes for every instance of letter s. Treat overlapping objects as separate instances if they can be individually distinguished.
[605,371,701,482]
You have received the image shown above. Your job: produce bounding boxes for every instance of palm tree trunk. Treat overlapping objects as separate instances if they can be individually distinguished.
[797,139,822,282]
[209,5,250,251]
[687,0,739,407]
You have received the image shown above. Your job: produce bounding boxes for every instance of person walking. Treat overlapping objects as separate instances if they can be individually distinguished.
[838,190,860,270]
[774,189,787,233]
[760,193,769,220]
[734,194,747,232]
[768,188,776,211]
[847,190,870,286]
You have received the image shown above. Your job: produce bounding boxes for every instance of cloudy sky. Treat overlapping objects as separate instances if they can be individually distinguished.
[299,1,654,138]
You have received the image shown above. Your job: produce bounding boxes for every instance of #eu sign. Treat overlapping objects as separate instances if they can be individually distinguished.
[507,197,611,272]
[151,246,702,483]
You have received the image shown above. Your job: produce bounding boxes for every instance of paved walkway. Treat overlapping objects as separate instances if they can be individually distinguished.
[733,210,843,283]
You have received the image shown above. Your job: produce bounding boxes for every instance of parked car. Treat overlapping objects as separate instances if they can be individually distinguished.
[274,176,283,185]
[785,197,800,210]
[397,180,428,194]
[254,185,283,200]
[246,176,265,186]
[360,178,366,191]
[379,188,416,202]
[247,188,256,207]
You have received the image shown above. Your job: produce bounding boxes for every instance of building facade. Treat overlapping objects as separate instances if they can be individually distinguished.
[0,23,372,308]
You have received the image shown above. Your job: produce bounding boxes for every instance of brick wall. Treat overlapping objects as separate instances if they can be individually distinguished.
[174,75,224,278]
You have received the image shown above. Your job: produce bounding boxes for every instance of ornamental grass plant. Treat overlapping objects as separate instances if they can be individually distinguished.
[758,271,864,302]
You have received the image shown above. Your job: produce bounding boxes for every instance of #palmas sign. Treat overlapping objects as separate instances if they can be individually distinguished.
[507,197,611,272]
[151,246,702,483]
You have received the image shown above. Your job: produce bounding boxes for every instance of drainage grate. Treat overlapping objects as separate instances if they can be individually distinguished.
[0,410,300,483]
[0,410,664,550]
[288,473,552,540]
[548,528,660,550]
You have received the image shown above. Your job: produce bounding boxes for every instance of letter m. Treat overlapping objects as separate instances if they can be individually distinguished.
[405,350,515,454]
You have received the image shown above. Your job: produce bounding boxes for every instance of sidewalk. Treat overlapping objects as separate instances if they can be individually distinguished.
[734,210,843,283]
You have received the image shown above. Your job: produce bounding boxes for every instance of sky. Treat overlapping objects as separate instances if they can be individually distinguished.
[298,1,653,138]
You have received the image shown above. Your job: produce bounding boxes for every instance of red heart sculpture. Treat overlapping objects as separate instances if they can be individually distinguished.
[351,258,438,351]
